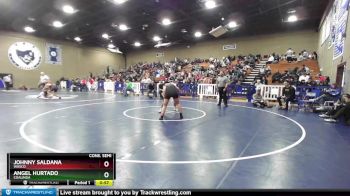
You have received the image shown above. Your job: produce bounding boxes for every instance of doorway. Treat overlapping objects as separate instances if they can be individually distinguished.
[336,63,346,88]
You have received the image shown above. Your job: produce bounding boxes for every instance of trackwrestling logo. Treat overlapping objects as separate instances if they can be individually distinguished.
[2,188,56,196]
[8,42,42,70]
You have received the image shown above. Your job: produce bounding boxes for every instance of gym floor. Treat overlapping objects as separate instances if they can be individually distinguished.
[1,90,350,189]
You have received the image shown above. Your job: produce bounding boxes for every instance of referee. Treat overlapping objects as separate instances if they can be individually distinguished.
[216,71,229,107]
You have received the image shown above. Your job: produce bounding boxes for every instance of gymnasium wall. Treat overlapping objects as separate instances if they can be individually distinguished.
[126,30,318,66]
[0,31,125,88]
[317,2,350,93]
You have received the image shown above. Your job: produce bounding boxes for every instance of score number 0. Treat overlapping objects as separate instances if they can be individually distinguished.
[104,161,110,178]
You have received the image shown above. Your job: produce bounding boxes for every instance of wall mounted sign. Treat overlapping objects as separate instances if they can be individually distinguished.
[8,42,42,70]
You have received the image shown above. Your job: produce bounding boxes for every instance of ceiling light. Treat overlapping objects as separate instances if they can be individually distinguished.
[194,31,202,38]
[153,35,161,42]
[53,21,63,28]
[134,42,141,47]
[108,48,123,54]
[108,43,116,48]
[162,18,171,26]
[74,37,82,42]
[62,5,75,14]
[102,33,109,39]
[113,0,127,4]
[181,29,187,33]
[221,17,225,21]
[119,24,128,31]
[287,9,296,14]
[205,0,216,9]
[287,15,298,22]
[24,26,35,33]
[228,21,237,28]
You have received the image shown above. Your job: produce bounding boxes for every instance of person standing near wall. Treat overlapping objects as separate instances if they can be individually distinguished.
[3,75,12,90]
[216,71,229,107]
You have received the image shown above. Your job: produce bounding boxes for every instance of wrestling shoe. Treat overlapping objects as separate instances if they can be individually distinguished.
[319,114,330,118]
[324,118,337,123]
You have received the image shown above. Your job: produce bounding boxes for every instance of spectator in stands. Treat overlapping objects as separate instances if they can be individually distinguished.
[286,48,294,63]
[317,73,327,85]
[301,64,310,74]
[38,72,50,89]
[324,94,350,125]
[306,78,317,86]
[298,53,304,62]
[312,51,318,60]
[298,73,309,85]
[277,82,296,110]
[3,75,12,90]
[302,50,309,60]
[261,76,268,85]
[292,52,297,61]
[267,55,274,64]
[275,54,280,62]
[216,71,229,107]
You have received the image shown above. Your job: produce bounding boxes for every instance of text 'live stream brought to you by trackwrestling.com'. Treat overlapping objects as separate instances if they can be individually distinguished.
[59,189,192,196]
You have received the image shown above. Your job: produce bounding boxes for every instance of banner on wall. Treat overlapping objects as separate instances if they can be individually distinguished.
[223,44,237,50]
[8,42,42,70]
[333,11,348,59]
[328,1,338,49]
[46,43,62,65]
[156,52,164,58]
[333,0,349,59]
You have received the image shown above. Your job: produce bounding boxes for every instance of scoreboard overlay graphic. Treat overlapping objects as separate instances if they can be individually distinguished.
[7,153,116,186]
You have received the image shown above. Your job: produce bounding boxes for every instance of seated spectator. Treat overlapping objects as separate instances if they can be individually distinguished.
[267,55,274,64]
[277,82,296,110]
[323,94,350,125]
[292,52,297,61]
[275,54,280,62]
[302,50,309,59]
[298,73,309,84]
[252,90,268,108]
[306,78,317,86]
[261,76,268,85]
[298,53,304,62]
[301,64,310,74]
[317,74,327,85]
[316,95,346,115]
[286,48,294,63]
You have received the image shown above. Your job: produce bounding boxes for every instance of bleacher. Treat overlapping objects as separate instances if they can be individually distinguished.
[267,59,321,84]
